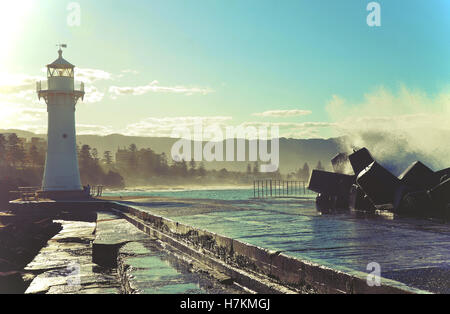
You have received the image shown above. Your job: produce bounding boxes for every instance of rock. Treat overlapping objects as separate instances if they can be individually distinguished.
[398,161,440,191]
[348,148,375,176]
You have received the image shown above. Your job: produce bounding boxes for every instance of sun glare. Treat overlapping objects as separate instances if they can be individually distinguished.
[0,0,35,68]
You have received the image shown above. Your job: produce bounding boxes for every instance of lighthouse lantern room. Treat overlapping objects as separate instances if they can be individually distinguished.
[36,45,86,199]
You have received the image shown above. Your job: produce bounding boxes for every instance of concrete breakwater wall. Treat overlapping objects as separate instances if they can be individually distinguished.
[109,201,425,294]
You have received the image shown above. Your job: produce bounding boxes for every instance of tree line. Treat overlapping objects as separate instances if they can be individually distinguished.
[0,133,327,204]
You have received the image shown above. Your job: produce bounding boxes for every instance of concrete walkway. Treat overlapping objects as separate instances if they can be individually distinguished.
[24,211,243,294]
[25,220,120,294]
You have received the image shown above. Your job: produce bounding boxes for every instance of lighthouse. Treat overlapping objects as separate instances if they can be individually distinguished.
[36,45,86,199]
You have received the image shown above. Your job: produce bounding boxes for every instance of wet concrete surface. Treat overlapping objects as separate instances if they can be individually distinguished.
[25,220,120,294]
[118,241,243,294]
[127,197,450,293]
[25,213,245,294]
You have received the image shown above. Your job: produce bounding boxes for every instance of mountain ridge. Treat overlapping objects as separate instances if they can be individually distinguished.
[0,129,344,173]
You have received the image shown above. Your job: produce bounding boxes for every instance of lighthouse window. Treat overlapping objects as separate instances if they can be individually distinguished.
[62,134,68,139]
[48,67,74,78]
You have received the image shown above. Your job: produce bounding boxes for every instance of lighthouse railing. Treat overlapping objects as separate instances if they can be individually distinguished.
[36,80,48,92]
[36,80,84,93]
[75,81,84,92]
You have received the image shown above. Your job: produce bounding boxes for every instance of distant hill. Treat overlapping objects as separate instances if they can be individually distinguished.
[0,129,343,173]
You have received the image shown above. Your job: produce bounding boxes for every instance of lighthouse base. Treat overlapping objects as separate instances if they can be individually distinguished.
[37,190,91,201]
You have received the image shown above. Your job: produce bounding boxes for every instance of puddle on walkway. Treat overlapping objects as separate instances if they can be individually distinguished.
[120,240,243,294]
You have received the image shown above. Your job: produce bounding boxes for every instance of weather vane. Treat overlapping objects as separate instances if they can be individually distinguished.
[56,44,67,50]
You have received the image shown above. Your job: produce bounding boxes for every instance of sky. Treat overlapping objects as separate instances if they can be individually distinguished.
[0,0,449,140]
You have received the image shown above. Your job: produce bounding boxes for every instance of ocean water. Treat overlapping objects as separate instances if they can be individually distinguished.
[104,187,255,201]
[103,187,315,201]
[105,187,450,292]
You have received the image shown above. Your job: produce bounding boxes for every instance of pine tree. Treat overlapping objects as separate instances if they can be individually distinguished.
[0,134,6,167]
[92,148,99,161]
[29,145,42,167]
[198,162,206,177]
[315,161,324,171]
[103,151,112,165]
[253,161,259,174]
[302,162,310,180]
[7,133,25,167]
[189,158,196,176]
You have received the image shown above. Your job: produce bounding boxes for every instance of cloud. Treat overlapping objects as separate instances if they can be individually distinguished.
[122,116,334,139]
[83,85,105,103]
[109,81,214,98]
[0,73,45,98]
[76,124,114,135]
[120,69,139,75]
[239,121,335,139]
[74,68,113,83]
[252,109,312,118]
[0,99,47,133]
[326,85,450,172]
[123,116,232,137]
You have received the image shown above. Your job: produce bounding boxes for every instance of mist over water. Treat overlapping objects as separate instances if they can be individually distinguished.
[327,86,450,175]
[338,128,450,175]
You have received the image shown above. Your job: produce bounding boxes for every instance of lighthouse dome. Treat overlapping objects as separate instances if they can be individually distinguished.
[47,49,75,69]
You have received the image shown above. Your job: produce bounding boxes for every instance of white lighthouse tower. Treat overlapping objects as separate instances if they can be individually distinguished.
[37,45,86,199]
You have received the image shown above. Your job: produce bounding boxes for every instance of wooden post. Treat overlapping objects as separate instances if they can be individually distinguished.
[253,181,255,198]
[270,180,272,197]
[303,181,306,194]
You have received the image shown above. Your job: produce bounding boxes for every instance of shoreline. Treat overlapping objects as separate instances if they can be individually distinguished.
[104,184,253,194]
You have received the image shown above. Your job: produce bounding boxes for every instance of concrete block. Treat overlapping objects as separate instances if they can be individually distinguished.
[429,178,450,218]
[356,162,405,206]
[331,153,353,175]
[398,161,440,191]
[348,148,375,176]
[349,185,376,212]
[436,167,450,182]
[398,191,433,217]
[308,170,355,196]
